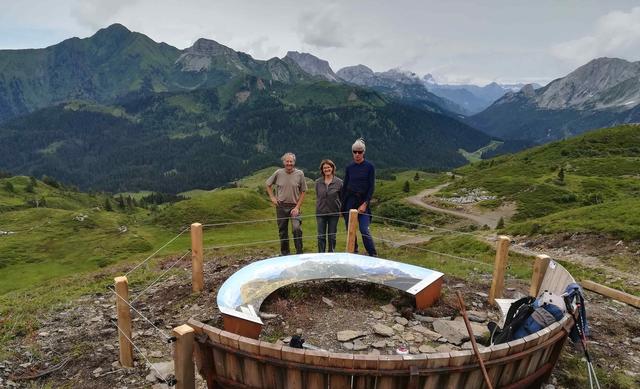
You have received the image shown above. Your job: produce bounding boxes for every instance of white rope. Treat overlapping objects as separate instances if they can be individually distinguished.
[109,287,171,340]
[113,322,170,385]
[130,250,191,304]
[203,231,342,251]
[125,226,190,277]
[372,214,479,237]
[201,211,344,228]
[371,234,494,268]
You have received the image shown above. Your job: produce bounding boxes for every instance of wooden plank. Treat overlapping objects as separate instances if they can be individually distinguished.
[173,324,196,389]
[281,347,306,389]
[377,355,405,389]
[238,337,263,388]
[327,352,354,389]
[462,348,492,389]
[190,223,204,293]
[193,341,216,389]
[422,352,450,389]
[445,350,473,389]
[524,327,552,378]
[530,255,551,297]
[513,332,540,381]
[486,343,510,387]
[538,260,575,295]
[403,354,428,389]
[114,276,133,368]
[498,338,526,387]
[304,349,329,389]
[219,331,242,383]
[259,341,284,389]
[582,280,640,308]
[346,209,359,253]
[353,354,378,389]
[489,236,510,304]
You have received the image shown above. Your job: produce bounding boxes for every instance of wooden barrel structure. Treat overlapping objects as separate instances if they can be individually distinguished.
[173,256,577,389]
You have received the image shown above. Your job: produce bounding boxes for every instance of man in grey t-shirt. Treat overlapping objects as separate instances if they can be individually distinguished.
[266,152,307,255]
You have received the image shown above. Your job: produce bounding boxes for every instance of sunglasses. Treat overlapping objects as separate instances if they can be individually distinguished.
[352,150,364,154]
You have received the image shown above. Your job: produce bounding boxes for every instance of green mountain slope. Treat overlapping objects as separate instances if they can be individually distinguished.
[443,124,640,239]
[0,77,492,193]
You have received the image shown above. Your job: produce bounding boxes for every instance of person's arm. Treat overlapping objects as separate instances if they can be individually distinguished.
[359,163,375,214]
[266,184,278,206]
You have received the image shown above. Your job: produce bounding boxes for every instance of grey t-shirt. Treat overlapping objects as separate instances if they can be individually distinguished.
[266,168,307,205]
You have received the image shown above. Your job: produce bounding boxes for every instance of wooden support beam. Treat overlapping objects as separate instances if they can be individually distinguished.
[582,280,640,308]
[489,235,510,305]
[114,276,133,367]
[529,255,551,297]
[346,209,359,253]
[191,222,204,293]
[173,324,196,389]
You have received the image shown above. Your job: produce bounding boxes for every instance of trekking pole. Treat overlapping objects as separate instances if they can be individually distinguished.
[456,291,493,389]
[574,302,600,389]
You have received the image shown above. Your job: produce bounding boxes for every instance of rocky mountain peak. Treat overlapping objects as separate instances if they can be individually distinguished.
[176,38,239,72]
[336,65,374,82]
[536,57,640,109]
[284,51,339,82]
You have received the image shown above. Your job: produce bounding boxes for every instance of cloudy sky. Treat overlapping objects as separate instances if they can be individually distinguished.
[2,0,640,86]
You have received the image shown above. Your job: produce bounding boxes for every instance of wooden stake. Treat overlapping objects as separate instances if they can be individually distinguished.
[346,209,359,253]
[456,291,493,389]
[173,324,196,389]
[191,223,204,293]
[529,254,551,297]
[582,280,640,308]
[114,276,133,367]
[489,235,510,305]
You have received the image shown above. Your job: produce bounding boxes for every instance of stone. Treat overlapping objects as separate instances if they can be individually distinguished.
[373,324,394,337]
[413,333,424,343]
[38,331,50,337]
[353,340,368,351]
[402,333,415,342]
[435,344,453,353]
[395,317,409,326]
[419,344,436,353]
[342,342,354,350]
[475,292,488,298]
[411,325,442,341]
[337,330,365,342]
[381,304,397,314]
[632,337,640,344]
[372,340,387,348]
[92,367,104,376]
[452,283,465,288]
[368,349,381,355]
[409,346,419,354]
[259,312,279,319]
[392,324,405,333]
[322,297,335,307]
[466,310,488,323]
[149,351,163,358]
[371,311,384,319]
[432,319,489,346]
[413,314,436,323]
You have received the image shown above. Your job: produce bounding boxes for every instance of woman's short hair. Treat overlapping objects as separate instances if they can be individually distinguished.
[352,138,366,152]
[281,152,296,163]
[319,159,336,174]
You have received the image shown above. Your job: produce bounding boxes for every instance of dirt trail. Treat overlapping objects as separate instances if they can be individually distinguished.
[406,183,516,229]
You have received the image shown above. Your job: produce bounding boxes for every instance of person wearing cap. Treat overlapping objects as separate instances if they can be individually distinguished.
[315,159,343,252]
[341,138,377,256]
[266,152,307,255]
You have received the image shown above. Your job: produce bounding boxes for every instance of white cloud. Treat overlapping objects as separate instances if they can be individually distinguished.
[69,0,139,30]
[551,6,640,65]
[297,7,348,48]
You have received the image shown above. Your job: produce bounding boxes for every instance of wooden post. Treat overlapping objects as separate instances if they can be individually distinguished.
[114,276,133,367]
[529,255,551,297]
[191,223,204,293]
[346,209,359,253]
[173,324,196,389]
[582,280,640,308]
[489,235,510,305]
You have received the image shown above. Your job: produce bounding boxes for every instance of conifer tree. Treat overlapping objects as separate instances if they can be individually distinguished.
[403,180,410,193]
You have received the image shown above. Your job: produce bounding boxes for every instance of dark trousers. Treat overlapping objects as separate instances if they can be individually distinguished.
[316,215,339,252]
[343,197,377,256]
[276,204,303,255]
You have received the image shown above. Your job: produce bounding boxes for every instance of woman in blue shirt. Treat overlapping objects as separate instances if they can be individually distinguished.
[341,138,377,256]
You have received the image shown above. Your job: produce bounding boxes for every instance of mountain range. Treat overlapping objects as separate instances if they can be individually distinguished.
[0,24,494,192]
[469,57,640,143]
